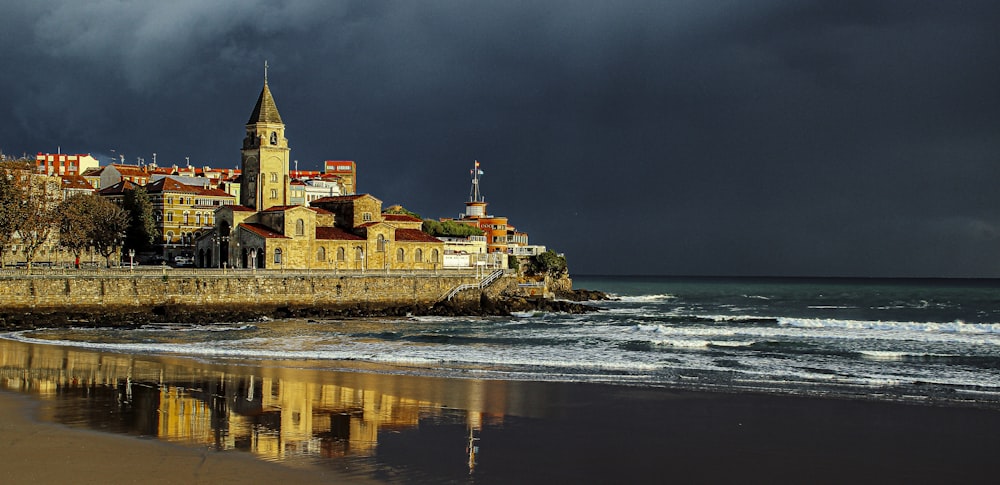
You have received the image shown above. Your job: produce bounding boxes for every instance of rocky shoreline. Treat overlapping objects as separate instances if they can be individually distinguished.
[0,288,611,331]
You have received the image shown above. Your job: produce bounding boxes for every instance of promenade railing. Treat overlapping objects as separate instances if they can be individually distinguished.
[0,265,485,280]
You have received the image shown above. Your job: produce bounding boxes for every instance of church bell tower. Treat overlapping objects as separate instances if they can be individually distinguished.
[241,62,290,211]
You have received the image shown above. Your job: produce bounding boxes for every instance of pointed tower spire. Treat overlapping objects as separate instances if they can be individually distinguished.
[247,63,282,124]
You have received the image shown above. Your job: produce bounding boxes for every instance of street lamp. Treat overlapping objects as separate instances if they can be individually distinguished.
[249,248,258,273]
[128,249,135,270]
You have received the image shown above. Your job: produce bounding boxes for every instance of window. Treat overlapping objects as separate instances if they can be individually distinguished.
[377,235,386,252]
[362,212,372,222]
[415,248,423,262]
[167,197,173,205]
[337,247,345,261]
[355,246,363,261]
[431,249,439,263]
[295,219,305,236]
[317,247,326,262]
[396,248,405,262]
[270,172,278,183]
[270,189,278,199]
[270,131,278,145]
[166,212,174,222]
[183,212,189,224]
[196,213,202,225]
[274,248,282,264]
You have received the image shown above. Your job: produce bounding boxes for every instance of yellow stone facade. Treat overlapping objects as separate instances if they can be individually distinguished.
[195,74,443,271]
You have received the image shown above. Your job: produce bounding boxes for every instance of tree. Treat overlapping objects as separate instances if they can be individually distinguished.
[122,186,156,253]
[422,219,484,237]
[58,194,100,263]
[384,205,422,219]
[525,250,568,277]
[88,197,130,267]
[0,163,27,266]
[17,170,62,268]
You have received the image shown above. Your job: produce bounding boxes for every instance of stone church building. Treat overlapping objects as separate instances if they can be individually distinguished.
[195,74,443,271]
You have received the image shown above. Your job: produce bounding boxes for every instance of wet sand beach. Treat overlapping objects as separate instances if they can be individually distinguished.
[1,337,999,483]
[0,391,372,484]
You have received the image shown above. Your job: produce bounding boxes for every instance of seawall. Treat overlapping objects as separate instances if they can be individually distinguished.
[0,268,513,326]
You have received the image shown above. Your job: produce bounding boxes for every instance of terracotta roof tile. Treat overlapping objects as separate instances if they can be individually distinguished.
[61,174,94,190]
[239,223,288,239]
[383,214,422,223]
[97,180,140,195]
[315,227,364,241]
[196,187,233,198]
[311,193,370,204]
[394,229,441,243]
[261,205,301,212]
[111,164,148,177]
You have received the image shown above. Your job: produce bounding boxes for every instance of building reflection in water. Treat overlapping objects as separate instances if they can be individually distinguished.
[0,338,530,474]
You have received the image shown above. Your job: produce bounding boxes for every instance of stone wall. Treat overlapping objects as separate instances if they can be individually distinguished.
[0,271,493,314]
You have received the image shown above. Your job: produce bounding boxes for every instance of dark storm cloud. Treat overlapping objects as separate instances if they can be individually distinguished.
[2,1,999,276]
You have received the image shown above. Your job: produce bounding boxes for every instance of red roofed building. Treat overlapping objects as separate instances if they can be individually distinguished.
[193,70,442,271]
[144,176,236,263]
[60,174,95,197]
[36,153,100,176]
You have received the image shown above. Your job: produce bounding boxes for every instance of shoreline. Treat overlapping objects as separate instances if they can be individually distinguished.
[3,364,998,483]
[0,288,609,330]
[0,390,377,484]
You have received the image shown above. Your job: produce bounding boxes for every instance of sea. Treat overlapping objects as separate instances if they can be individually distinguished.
[5,275,1000,407]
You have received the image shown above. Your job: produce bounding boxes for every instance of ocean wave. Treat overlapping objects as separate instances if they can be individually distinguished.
[612,293,676,303]
[858,350,952,361]
[778,317,1000,335]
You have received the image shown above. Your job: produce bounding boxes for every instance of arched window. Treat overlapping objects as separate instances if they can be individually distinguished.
[270,131,277,145]
[183,212,190,224]
[274,248,282,264]
[317,246,326,262]
[431,249,439,263]
[396,248,405,262]
[415,248,423,262]
[355,246,364,261]
[196,213,202,225]
[337,247,346,261]
[377,234,386,252]
[295,219,305,236]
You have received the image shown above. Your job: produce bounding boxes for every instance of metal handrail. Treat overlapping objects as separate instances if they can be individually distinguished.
[444,269,506,301]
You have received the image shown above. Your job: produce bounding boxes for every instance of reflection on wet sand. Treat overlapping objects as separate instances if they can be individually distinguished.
[0,338,521,473]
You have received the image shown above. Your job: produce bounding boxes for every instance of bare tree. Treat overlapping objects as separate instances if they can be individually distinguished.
[17,170,63,269]
[59,194,99,265]
[89,196,130,267]
[0,160,31,266]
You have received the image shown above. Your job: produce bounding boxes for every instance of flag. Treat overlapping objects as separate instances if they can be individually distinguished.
[477,169,484,175]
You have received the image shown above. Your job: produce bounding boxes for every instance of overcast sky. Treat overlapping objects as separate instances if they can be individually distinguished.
[2,1,999,277]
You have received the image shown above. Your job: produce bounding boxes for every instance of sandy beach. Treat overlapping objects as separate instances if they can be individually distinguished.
[2,336,999,483]
[0,391,374,484]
